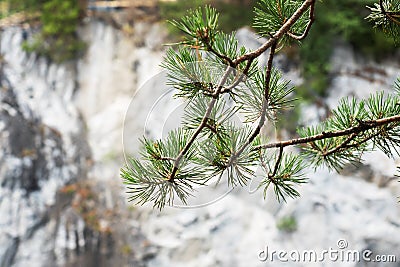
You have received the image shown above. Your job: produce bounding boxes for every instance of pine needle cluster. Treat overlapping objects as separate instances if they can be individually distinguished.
[366,0,400,42]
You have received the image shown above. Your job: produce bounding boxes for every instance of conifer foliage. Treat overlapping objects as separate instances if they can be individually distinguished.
[121,0,400,210]
[367,0,400,42]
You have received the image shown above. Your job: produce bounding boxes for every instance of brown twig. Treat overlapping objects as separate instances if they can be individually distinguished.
[321,132,358,157]
[287,0,315,40]
[219,58,255,94]
[158,157,177,161]
[204,42,236,67]
[380,0,400,25]
[168,66,233,182]
[233,0,315,65]
[330,129,386,153]
[271,145,284,178]
[227,40,277,166]
[255,115,400,150]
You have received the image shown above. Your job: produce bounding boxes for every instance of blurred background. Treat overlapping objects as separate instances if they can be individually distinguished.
[0,0,400,266]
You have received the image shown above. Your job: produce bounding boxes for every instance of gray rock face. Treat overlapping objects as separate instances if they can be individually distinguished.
[0,21,160,267]
[1,89,63,193]
[0,30,90,266]
[1,20,400,267]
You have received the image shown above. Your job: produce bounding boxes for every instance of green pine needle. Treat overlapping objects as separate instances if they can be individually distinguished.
[366,0,400,43]
[169,5,220,47]
[258,153,307,202]
[254,0,309,44]
[236,67,295,122]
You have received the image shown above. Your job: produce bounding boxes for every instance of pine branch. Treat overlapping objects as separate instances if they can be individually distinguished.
[219,58,255,94]
[255,114,400,150]
[168,66,233,182]
[380,0,400,25]
[259,152,307,202]
[204,39,235,67]
[367,0,400,41]
[162,0,314,183]
[122,0,400,209]
[231,40,277,161]
[233,0,315,64]
[287,0,315,40]
[271,145,284,178]
[321,133,358,157]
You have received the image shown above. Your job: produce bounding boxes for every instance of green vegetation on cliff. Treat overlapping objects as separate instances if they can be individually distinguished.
[2,0,85,63]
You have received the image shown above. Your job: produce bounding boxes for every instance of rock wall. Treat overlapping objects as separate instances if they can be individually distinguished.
[0,19,161,267]
[1,17,400,267]
[0,26,90,266]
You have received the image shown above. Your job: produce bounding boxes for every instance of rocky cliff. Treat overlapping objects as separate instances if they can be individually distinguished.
[0,20,161,267]
[1,17,400,267]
